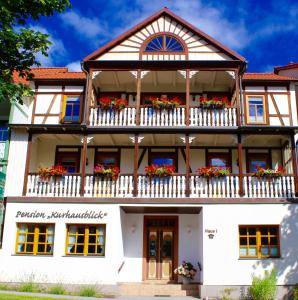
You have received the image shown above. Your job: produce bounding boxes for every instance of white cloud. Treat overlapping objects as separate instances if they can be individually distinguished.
[30,25,67,66]
[66,60,82,72]
[60,11,105,39]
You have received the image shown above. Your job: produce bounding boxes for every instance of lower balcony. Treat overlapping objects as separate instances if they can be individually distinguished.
[26,173,295,199]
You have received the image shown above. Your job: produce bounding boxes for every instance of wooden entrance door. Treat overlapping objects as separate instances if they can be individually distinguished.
[144,216,178,281]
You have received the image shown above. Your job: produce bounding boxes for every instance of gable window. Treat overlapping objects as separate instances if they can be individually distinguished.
[247,153,270,173]
[207,152,231,168]
[16,223,54,255]
[55,148,81,173]
[95,150,120,168]
[246,95,267,124]
[62,95,81,123]
[66,224,106,256]
[144,35,184,53]
[239,225,280,258]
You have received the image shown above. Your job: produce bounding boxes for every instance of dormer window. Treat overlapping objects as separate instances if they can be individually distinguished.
[144,34,184,53]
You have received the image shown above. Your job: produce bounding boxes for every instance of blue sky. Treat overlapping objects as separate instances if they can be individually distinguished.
[29,0,298,72]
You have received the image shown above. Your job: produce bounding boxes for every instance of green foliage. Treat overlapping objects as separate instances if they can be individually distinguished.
[0,293,72,300]
[0,283,9,290]
[48,284,66,295]
[293,287,298,300]
[79,285,97,297]
[220,288,236,300]
[18,281,40,293]
[0,0,71,103]
[249,269,277,300]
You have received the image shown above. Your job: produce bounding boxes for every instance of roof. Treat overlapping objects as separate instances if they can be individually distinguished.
[13,67,85,84]
[274,63,298,73]
[83,7,246,62]
[243,73,296,81]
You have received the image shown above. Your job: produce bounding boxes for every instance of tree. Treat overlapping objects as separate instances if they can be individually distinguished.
[0,0,71,103]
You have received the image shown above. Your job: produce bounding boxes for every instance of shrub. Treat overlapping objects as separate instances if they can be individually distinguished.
[221,288,236,300]
[48,284,66,295]
[249,269,277,300]
[0,283,9,290]
[18,281,40,293]
[293,287,298,300]
[79,285,97,297]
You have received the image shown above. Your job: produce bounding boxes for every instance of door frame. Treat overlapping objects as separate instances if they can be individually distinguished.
[142,215,179,281]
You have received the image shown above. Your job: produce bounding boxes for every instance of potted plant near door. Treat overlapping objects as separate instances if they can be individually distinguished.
[174,261,197,284]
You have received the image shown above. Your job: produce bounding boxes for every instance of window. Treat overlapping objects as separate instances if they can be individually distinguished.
[247,153,270,173]
[149,151,177,169]
[246,96,266,124]
[0,126,9,142]
[239,225,280,258]
[16,223,54,255]
[144,35,184,52]
[95,151,120,168]
[62,95,81,123]
[207,152,231,168]
[55,149,81,173]
[66,224,106,256]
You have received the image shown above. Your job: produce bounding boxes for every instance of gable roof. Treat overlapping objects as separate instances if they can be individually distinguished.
[274,63,298,73]
[84,7,246,62]
[243,73,296,81]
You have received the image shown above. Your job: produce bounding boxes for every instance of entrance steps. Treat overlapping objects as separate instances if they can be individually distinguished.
[119,282,200,297]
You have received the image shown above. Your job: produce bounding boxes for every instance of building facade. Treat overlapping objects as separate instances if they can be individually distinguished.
[1,8,298,299]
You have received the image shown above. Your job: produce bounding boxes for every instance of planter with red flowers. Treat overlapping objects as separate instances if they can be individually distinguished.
[252,166,283,178]
[97,97,128,111]
[146,96,181,110]
[197,166,230,178]
[94,164,120,181]
[199,96,229,109]
[38,165,66,181]
[145,165,175,183]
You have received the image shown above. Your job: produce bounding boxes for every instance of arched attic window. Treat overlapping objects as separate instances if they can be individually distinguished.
[144,34,185,53]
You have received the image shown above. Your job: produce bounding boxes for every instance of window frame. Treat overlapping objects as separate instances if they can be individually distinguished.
[245,95,268,125]
[238,225,280,259]
[15,223,55,256]
[246,152,271,173]
[55,147,81,174]
[148,151,178,171]
[94,150,121,169]
[65,224,106,257]
[61,94,83,124]
[206,151,232,168]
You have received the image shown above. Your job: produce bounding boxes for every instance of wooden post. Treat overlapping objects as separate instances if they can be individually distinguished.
[136,70,141,125]
[185,134,190,197]
[185,70,190,126]
[133,134,139,197]
[237,134,244,196]
[22,133,32,196]
[290,134,298,197]
[235,69,241,127]
[80,135,88,196]
[84,70,93,126]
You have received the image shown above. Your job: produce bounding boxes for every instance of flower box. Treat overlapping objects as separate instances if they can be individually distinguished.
[94,164,120,180]
[38,165,66,181]
[145,164,175,178]
[97,97,128,111]
[199,96,229,109]
[146,96,181,110]
[253,166,283,178]
[197,166,230,178]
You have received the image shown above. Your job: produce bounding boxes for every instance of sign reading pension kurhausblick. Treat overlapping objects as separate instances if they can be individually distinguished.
[15,210,108,220]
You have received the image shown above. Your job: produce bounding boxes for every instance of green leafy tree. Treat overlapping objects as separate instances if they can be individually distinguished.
[0,0,71,103]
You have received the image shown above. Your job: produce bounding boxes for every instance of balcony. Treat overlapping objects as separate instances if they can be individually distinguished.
[26,173,295,199]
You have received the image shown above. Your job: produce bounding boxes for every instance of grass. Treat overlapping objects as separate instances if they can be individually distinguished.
[18,282,41,293]
[0,294,72,300]
[48,284,66,295]
[79,285,97,297]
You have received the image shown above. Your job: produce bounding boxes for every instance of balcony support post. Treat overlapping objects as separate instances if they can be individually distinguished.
[80,134,88,196]
[185,134,190,196]
[84,69,93,126]
[22,133,32,196]
[133,134,139,197]
[237,134,244,196]
[235,69,241,127]
[136,70,141,125]
[290,134,298,197]
[185,69,190,126]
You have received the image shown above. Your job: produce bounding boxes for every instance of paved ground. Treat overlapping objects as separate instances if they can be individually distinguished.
[0,290,200,300]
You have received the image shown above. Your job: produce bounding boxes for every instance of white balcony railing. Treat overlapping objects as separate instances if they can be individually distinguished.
[190,107,237,127]
[26,174,81,197]
[89,107,136,126]
[140,107,185,126]
[26,174,295,199]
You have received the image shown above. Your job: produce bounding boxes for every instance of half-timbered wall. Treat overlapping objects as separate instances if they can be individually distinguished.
[95,16,232,61]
